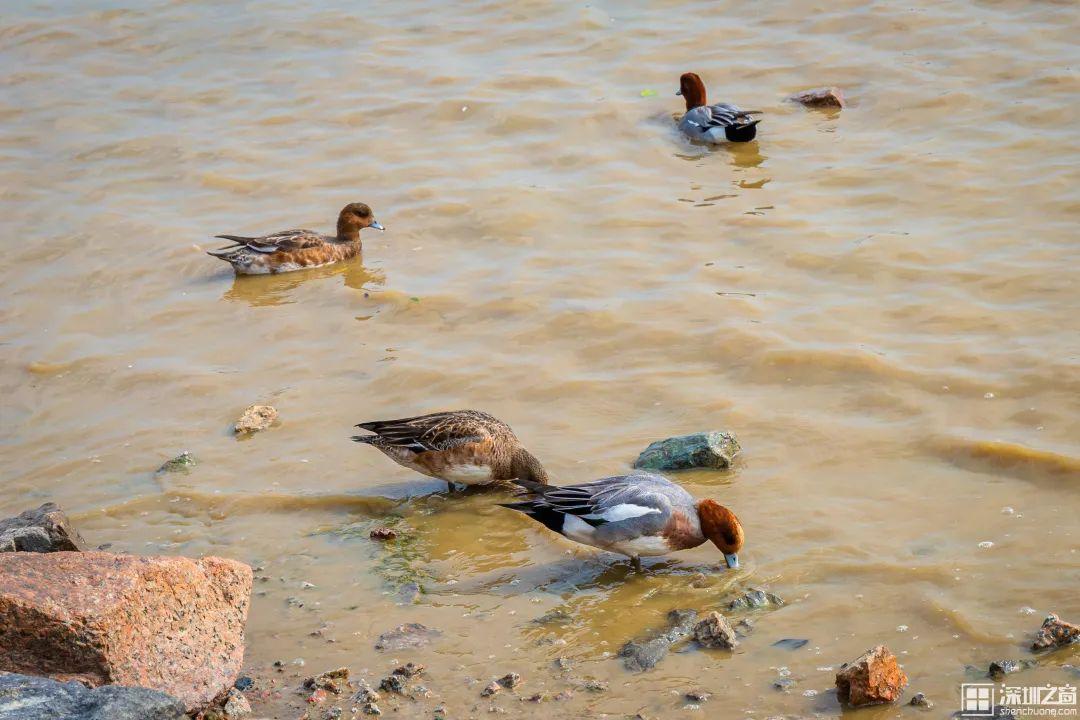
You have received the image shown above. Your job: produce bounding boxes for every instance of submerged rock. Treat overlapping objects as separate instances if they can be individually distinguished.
[374,622,441,651]
[369,527,397,540]
[0,503,88,553]
[787,87,845,109]
[772,638,809,650]
[0,673,186,720]
[633,431,740,471]
[303,667,349,694]
[693,611,738,650]
[497,672,522,689]
[234,404,278,434]
[619,609,699,671]
[480,681,501,698]
[0,551,251,713]
[910,692,934,710]
[835,645,908,706]
[988,659,1035,678]
[157,451,196,474]
[1032,612,1079,651]
[727,588,785,611]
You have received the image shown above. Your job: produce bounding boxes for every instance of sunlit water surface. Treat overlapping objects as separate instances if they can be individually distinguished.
[1,0,1078,717]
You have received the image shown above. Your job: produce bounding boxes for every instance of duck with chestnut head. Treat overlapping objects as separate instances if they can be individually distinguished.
[501,473,744,571]
[676,72,761,144]
[208,202,384,274]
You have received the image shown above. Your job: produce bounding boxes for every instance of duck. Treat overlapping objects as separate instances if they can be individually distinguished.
[501,473,744,570]
[208,202,383,275]
[676,72,761,144]
[351,410,549,489]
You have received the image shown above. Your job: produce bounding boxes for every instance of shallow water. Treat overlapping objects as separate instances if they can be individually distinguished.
[1,0,1078,717]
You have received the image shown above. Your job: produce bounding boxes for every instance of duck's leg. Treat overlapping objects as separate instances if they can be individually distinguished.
[631,556,642,572]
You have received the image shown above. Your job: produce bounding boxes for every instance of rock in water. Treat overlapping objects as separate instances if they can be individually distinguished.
[0,672,185,720]
[0,551,252,713]
[693,611,739,650]
[234,404,278,434]
[633,432,740,471]
[374,623,441,651]
[727,588,785,611]
[222,688,252,717]
[835,645,908,706]
[157,451,196,474]
[787,87,845,109]
[1031,613,1079,651]
[619,609,699,671]
[0,503,88,553]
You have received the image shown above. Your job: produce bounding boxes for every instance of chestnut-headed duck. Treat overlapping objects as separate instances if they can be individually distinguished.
[676,72,761,144]
[351,410,549,489]
[208,202,383,275]
[501,473,744,570]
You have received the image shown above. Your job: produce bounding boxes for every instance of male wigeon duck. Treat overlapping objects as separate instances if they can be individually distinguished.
[351,410,549,489]
[676,72,761,144]
[208,202,383,274]
[501,473,744,570]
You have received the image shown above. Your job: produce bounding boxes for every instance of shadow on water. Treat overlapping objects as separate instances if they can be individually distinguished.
[221,256,385,307]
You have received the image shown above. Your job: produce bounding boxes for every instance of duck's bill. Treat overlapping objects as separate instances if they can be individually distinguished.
[724,553,739,569]
[675,89,682,96]
[370,220,385,231]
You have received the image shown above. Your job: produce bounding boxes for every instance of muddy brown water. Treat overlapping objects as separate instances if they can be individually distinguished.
[1,1,1078,718]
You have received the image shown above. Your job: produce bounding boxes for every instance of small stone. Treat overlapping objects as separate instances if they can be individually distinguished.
[685,689,711,702]
[581,679,608,693]
[393,662,424,678]
[554,690,574,701]
[480,681,501,697]
[772,638,809,650]
[978,541,994,549]
[909,692,933,709]
[369,527,397,540]
[375,623,441,651]
[1032,612,1080,651]
[496,672,521,689]
[353,680,380,705]
[157,451,196,474]
[361,701,382,715]
[773,676,797,691]
[727,588,785,611]
[324,708,342,720]
[307,688,329,705]
[633,431,740,471]
[689,573,710,589]
[524,693,545,702]
[379,674,407,695]
[834,645,908,706]
[988,659,1031,678]
[693,611,738,650]
[234,404,278,434]
[223,688,252,718]
[787,87,845,109]
[553,657,573,671]
[233,677,254,692]
[304,667,349,694]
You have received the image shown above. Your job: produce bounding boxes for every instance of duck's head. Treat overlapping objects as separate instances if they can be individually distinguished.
[676,72,708,110]
[337,202,384,238]
[696,498,744,569]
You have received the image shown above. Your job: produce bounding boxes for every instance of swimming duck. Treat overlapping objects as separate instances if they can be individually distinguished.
[676,72,761,144]
[501,473,744,570]
[208,202,383,275]
[351,410,549,488]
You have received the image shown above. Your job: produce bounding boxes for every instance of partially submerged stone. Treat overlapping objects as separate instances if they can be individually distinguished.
[910,692,933,710]
[374,622,441,651]
[0,503,88,553]
[157,451,196,474]
[693,611,738,650]
[633,431,740,471]
[727,588,785,611]
[988,659,1034,678]
[480,681,501,698]
[221,688,252,718]
[619,609,698,671]
[234,404,278,434]
[0,551,252,712]
[1031,613,1079,651]
[369,527,397,540]
[835,645,908,706]
[0,672,186,720]
[497,672,522,689]
[303,667,349,694]
[787,87,845,109]
[772,638,809,650]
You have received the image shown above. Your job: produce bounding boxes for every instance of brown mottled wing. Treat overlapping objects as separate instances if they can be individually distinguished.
[213,229,327,254]
[355,410,507,453]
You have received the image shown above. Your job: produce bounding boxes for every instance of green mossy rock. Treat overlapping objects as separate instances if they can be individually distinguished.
[633,432,740,471]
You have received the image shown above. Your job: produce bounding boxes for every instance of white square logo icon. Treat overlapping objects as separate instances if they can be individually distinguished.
[961,684,995,716]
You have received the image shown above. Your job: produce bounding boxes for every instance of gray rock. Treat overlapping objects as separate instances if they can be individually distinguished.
[988,659,1034,679]
[0,503,88,553]
[772,638,808,650]
[727,588,785,611]
[0,673,185,720]
[222,688,251,717]
[693,611,738,650]
[633,432,740,471]
[374,622,441,651]
[910,692,934,709]
[619,609,699,671]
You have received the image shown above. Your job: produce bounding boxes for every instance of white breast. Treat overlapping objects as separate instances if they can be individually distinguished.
[609,535,672,557]
[442,464,495,486]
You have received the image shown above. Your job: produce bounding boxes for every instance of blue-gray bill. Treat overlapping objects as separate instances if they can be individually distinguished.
[724,553,739,569]
[370,220,385,231]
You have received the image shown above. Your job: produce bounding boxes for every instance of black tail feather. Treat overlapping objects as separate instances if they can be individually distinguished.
[499,501,565,534]
[725,119,760,143]
[350,434,378,444]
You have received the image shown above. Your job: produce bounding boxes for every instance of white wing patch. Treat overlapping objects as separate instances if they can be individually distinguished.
[584,504,661,523]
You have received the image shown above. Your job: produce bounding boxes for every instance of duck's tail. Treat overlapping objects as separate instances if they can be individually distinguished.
[725,119,760,143]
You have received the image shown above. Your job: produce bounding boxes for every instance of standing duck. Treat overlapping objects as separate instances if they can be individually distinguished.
[676,72,761,144]
[501,473,744,570]
[208,202,383,274]
[351,410,549,489]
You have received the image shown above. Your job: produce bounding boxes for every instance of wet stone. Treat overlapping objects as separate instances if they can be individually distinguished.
[910,692,934,709]
[727,588,785,611]
[157,451,196,474]
[379,674,407,695]
[480,681,501,697]
[0,502,88,553]
[835,645,908,706]
[0,672,186,720]
[496,672,521,689]
[233,676,254,692]
[304,667,349,694]
[353,680,380,705]
[222,688,251,718]
[375,622,441,651]
[988,659,1034,678]
[693,611,738,650]
[369,527,396,540]
[773,638,809,651]
[685,689,711,703]
[619,609,698,671]
[787,86,845,109]
[633,431,740,471]
[1032,612,1079,651]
